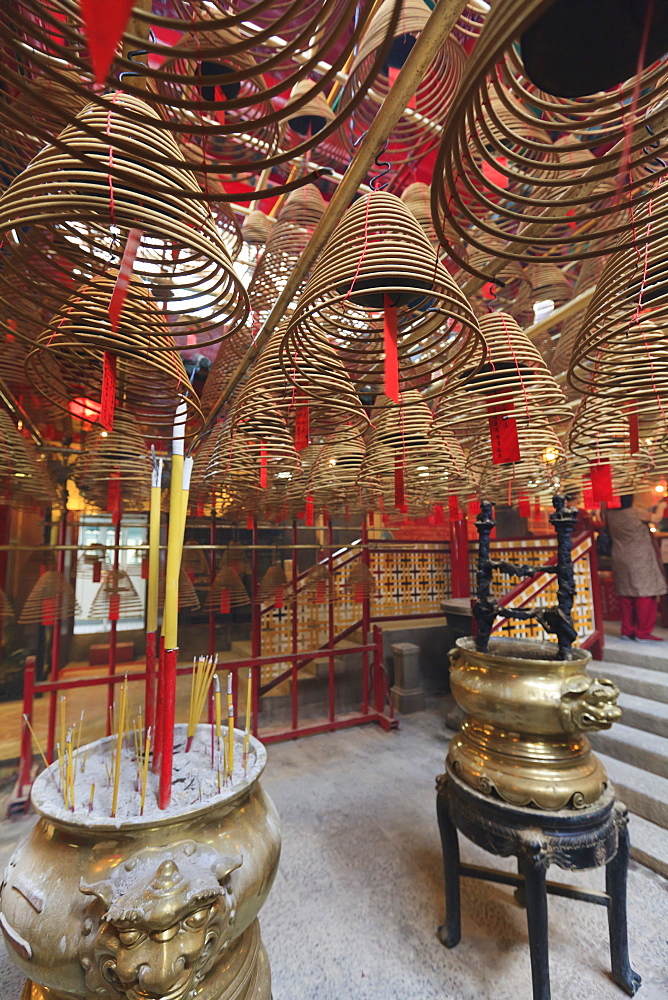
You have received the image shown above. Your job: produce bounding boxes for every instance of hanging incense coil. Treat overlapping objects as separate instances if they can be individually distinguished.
[89,569,144,619]
[219,542,252,577]
[200,327,254,416]
[281,80,336,149]
[179,139,243,260]
[255,562,290,607]
[400,182,467,263]
[344,562,376,603]
[242,211,275,250]
[0,409,54,507]
[0,1,403,187]
[339,0,466,164]
[467,419,566,505]
[74,413,153,514]
[205,564,251,612]
[18,570,79,625]
[307,434,380,514]
[181,544,212,589]
[248,185,328,321]
[0,93,247,349]
[159,568,202,614]
[565,397,654,496]
[300,561,340,606]
[282,192,484,400]
[550,255,608,376]
[432,312,569,438]
[24,275,203,439]
[0,587,14,620]
[431,6,668,275]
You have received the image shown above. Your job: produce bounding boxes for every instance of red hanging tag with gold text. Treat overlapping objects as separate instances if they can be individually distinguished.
[383,295,400,403]
[353,582,365,603]
[295,397,310,451]
[274,585,284,610]
[100,351,117,432]
[487,397,521,465]
[590,462,613,502]
[140,557,148,580]
[448,495,461,520]
[394,455,406,512]
[305,494,314,527]
[259,441,267,489]
[518,495,531,518]
[107,471,121,524]
[109,228,143,330]
[41,597,56,626]
[108,594,120,621]
[583,484,595,508]
[80,0,135,84]
[468,498,481,517]
[220,589,231,614]
[315,579,327,604]
[626,401,640,454]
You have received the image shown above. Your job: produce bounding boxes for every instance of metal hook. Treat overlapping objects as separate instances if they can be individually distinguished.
[352,133,391,191]
[119,49,149,83]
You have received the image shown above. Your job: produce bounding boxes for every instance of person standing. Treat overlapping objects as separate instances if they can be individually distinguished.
[607,494,668,641]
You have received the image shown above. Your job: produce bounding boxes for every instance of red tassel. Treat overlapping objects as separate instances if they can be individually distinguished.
[259,441,267,489]
[93,560,102,583]
[108,594,120,621]
[305,494,314,527]
[383,295,400,403]
[626,401,640,454]
[487,397,521,464]
[41,597,56,626]
[394,455,406,511]
[220,589,231,614]
[100,351,117,432]
[108,228,143,330]
[295,398,310,451]
[80,0,135,84]
[590,462,613,502]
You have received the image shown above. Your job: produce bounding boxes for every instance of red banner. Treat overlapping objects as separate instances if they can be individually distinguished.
[305,494,314,527]
[518,495,531,517]
[295,400,310,451]
[487,398,521,464]
[259,441,267,489]
[448,495,461,520]
[100,351,117,432]
[626,401,640,454]
[590,461,614,502]
[80,0,135,84]
[220,589,231,614]
[383,295,400,403]
[109,228,143,331]
[108,594,120,621]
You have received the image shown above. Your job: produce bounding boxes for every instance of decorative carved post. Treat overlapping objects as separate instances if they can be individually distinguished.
[473,501,497,653]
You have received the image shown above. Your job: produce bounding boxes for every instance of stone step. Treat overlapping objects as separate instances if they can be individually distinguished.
[628,813,668,880]
[598,753,668,828]
[596,660,668,704]
[617,691,668,738]
[589,724,668,779]
[601,635,668,673]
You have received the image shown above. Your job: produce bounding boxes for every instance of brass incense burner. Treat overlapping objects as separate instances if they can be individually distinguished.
[448,636,621,810]
[1,734,280,1000]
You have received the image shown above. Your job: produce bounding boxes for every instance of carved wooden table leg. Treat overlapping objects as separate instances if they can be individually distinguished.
[436,774,461,948]
[518,839,551,1000]
[607,806,642,997]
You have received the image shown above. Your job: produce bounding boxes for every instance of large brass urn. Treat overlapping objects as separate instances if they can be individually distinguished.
[0,730,280,1000]
[447,636,622,810]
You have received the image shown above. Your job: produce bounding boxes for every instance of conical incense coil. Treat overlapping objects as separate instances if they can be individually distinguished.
[0,587,14,620]
[200,327,254,416]
[25,275,203,439]
[74,413,152,514]
[565,397,654,496]
[0,1,402,184]
[281,80,336,149]
[425,426,476,504]
[219,543,252,577]
[248,186,327,322]
[242,211,275,250]
[0,410,54,507]
[181,544,212,588]
[282,192,484,400]
[431,8,668,274]
[205,564,250,612]
[18,570,79,625]
[89,569,144,620]
[345,562,376,603]
[432,312,569,436]
[255,562,290,607]
[300,561,340,606]
[401,182,467,262]
[239,322,369,445]
[0,93,248,350]
[341,0,466,163]
[178,139,243,260]
[467,420,566,505]
[307,434,380,514]
[550,255,608,376]
[159,568,202,614]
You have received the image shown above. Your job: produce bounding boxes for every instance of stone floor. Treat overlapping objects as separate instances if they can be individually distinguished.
[0,701,666,999]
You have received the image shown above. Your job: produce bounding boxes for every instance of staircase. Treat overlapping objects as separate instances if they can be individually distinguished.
[588,633,668,879]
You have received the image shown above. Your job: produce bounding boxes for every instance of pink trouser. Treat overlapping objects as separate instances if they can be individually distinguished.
[619,595,658,639]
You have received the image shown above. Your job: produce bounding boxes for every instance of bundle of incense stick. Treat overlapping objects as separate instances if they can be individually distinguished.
[243,668,252,773]
[214,673,226,792]
[186,655,218,751]
[227,672,234,780]
[111,677,128,818]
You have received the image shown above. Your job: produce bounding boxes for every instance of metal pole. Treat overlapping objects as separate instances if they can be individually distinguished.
[190,0,470,446]
[46,512,67,762]
[106,517,121,737]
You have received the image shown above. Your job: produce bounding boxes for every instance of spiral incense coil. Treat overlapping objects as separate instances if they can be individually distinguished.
[242,211,275,250]
[431,7,668,275]
[307,434,380,514]
[510,261,573,342]
[300,562,340,606]
[431,312,569,438]
[205,564,251,611]
[181,544,212,589]
[248,185,328,321]
[89,569,144,619]
[18,570,79,625]
[566,398,654,494]
[219,543,252,577]
[255,562,290,607]
[550,255,608,376]
[0,0,403,185]
[339,0,466,164]
[158,568,202,614]
[345,562,376,602]
[467,420,566,505]
[0,410,54,507]
[281,79,336,149]
[178,140,243,260]
[282,192,484,400]
[0,93,248,349]
[24,276,203,440]
[400,182,468,263]
[0,588,14,621]
[200,327,254,416]
[74,413,153,514]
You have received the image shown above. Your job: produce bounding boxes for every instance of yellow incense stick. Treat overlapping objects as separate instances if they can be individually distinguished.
[65,731,74,812]
[140,727,151,816]
[111,678,128,818]
[243,669,252,768]
[227,672,234,779]
[23,714,51,775]
[146,457,163,636]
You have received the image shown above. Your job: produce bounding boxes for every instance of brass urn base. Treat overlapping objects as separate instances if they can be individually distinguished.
[448,718,609,810]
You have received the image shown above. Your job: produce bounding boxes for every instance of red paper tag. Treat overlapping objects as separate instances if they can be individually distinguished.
[518,496,531,517]
[353,582,365,603]
[41,597,56,626]
[100,351,117,432]
[259,441,267,489]
[468,498,481,517]
[448,495,461,520]
[583,484,595,508]
[247,513,254,530]
[93,560,102,583]
[141,557,148,580]
[295,395,310,451]
[107,472,121,524]
[108,228,143,330]
[109,594,120,621]
[487,398,521,464]
[80,0,135,84]
[220,589,231,614]
[383,295,400,403]
[274,587,284,609]
[590,461,613,502]
[394,455,406,511]
[315,579,327,604]
[608,494,622,509]
[305,494,314,527]
[626,401,640,454]
[433,503,445,525]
